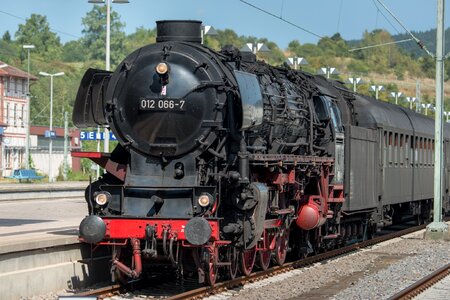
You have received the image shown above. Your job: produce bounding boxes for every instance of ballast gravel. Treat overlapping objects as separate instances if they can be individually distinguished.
[205,229,450,300]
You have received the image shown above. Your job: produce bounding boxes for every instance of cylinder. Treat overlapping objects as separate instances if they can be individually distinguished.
[296,200,325,230]
[156,20,202,43]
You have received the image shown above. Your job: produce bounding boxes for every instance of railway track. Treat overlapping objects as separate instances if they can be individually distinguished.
[76,223,429,299]
[387,262,450,300]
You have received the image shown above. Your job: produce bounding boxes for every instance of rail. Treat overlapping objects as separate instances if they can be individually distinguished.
[76,223,430,299]
[387,262,450,300]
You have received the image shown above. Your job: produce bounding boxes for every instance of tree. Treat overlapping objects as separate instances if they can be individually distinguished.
[81,5,126,68]
[2,31,11,42]
[15,14,62,59]
[287,40,302,54]
[62,40,87,62]
[124,26,156,53]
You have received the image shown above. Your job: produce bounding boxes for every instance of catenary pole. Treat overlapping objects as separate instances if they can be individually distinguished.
[425,0,449,239]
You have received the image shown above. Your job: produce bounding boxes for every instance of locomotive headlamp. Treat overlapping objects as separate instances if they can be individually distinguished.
[198,194,212,207]
[156,62,169,75]
[94,192,111,206]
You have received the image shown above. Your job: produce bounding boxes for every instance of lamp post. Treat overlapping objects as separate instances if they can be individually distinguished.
[426,0,449,238]
[405,96,417,110]
[286,57,308,70]
[318,66,339,79]
[201,25,218,44]
[240,42,270,54]
[23,44,35,169]
[369,85,385,100]
[347,77,363,92]
[422,103,433,116]
[88,0,129,153]
[39,71,64,182]
[390,92,403,105]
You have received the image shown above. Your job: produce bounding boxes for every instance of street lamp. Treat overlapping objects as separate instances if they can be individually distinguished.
[240,42,270,54]
[39,71,64,182]
[422,103,433,116]
[23,45,35,169]
[444,111,450,122]
[405,96,417,110]
[347,77,363,92]
[286,57,308,70]
[369,85,385,100]
[88,0,130,153]
[318,66,339,79]
[201,25,218,44]
[390,92,403,105]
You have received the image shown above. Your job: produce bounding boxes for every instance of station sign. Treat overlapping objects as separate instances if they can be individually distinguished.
[44,130,56,138]
[80,131,117,141]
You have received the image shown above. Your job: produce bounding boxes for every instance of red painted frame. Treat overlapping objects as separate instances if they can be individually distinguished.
[100,218,220,242]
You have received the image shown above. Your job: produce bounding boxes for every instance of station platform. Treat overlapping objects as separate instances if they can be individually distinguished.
[0,188,110,299]
[0,184,87,253]
[0,180,88,192]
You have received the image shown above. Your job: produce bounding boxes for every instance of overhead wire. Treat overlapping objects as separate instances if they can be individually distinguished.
[371,0,418,54]
[349,38,413,52]
[239,0,324,39]
[374,0,434,57]
[0,9,81,40]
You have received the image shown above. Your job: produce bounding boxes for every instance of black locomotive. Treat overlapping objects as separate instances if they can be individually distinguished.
[73,20,450,285]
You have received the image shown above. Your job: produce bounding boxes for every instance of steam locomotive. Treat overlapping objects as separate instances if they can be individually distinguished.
[73,20,450,285]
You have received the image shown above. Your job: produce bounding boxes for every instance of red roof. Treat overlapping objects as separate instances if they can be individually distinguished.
[0,61,38,80]
[30,125,80,138]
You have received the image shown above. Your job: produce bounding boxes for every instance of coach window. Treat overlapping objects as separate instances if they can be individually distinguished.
[384,131,388,166]
[420,137,424,166]
[394,133,399,165]
[431,139,434,166]
[400,134,404,165]
[405,135,409,166]
[389,132,393,165]
[428,139,432,166]
[430,139,433,166]
[414,137,418,165]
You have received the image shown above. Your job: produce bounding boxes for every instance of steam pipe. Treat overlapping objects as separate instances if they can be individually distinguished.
[112,238,142,279]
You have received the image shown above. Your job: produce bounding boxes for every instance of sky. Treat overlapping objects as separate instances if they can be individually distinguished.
[0,0,446,49]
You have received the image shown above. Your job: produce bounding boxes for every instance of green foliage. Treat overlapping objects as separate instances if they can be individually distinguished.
[124,26,156,54]
[81,5,126,67]
[62,41,88,62]
[15,14,62,60]
[2,31,11,42]
[0,11,444,144]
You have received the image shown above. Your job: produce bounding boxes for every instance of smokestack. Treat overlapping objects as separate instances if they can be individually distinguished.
[156,20,202,43]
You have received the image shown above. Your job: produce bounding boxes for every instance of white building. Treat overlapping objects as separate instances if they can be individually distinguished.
[0,61,36,177]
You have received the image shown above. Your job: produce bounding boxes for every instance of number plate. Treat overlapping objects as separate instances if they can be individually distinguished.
[139,99,186,111]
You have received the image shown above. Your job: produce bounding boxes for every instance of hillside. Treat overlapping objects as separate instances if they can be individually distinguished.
[1,10,449,133]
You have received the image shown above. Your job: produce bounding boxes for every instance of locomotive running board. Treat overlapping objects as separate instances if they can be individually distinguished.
[71,151,126,181]
[249,153,334,165]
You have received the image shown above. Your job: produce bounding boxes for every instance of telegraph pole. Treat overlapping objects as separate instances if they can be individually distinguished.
[425,0,449,239]
[416,80,421,113]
